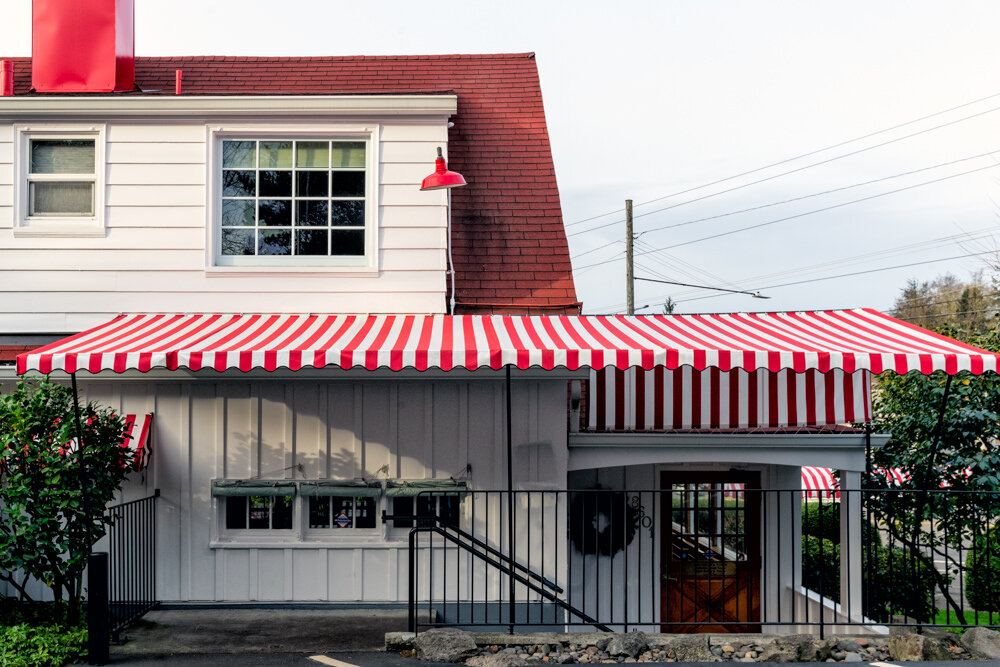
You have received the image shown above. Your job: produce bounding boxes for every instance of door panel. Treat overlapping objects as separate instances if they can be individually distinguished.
[660,471,761,633]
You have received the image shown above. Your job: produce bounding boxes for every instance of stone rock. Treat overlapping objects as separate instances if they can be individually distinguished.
[758,635,823,663]
[837,640,862,653]
[922,637,951,661]
[843,652,863,662]
[414,628,479,663]
[720,644,735,653]
[555,653,576,664]
[466,654,534,667]
[384,631,416,651]
[594,636,612,651]
[606,631,650,659]
[960,626,1000,659]
[889,634,926,661]
[670,636,718,662]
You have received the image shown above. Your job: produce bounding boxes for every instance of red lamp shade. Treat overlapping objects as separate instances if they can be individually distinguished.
[420,147,467,190]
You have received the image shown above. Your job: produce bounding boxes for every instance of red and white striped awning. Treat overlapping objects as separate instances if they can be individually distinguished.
[588,367,871,430]
[16,309,1000,375]
[122,413,153,472]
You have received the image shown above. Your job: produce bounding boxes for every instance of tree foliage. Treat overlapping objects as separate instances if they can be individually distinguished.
[0,376,132,621]
[869,319,1000,621]
[891,272,998,332]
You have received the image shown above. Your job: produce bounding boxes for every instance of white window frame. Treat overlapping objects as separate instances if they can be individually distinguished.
[210,481,384,549]
[205,125,380,275]
[12,124,107,237]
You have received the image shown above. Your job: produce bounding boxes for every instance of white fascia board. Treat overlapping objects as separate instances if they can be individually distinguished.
[0,95,458,118]
[569,431,888,449]
[567,431,888,472]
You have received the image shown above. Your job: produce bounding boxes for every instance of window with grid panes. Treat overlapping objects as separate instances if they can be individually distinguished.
[224,495,294,530]
[307,496,377,530]
[218,139,367,264]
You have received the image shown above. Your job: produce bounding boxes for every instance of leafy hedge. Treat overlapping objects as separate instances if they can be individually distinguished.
[800,534,937,622]
[0,624,86,667]
[801,535,840,598]
[801,501,881,547]
[966,525,1000,612]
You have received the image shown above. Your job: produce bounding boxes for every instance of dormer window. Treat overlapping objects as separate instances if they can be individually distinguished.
[13,124,106,237]
[211,133,375,269]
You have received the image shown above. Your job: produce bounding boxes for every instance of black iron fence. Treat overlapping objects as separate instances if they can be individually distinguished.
[104,489,158,641]
[406,487,1000,636]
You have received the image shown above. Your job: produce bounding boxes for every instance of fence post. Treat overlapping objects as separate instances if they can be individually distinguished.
[87,552,110,665]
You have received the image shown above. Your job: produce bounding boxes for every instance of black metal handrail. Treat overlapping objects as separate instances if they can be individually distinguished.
[404,487,1000,636]
[105,489,159,641]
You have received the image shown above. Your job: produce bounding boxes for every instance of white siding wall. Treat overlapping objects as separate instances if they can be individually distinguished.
[0,119,450,333]
[29,374,567,603]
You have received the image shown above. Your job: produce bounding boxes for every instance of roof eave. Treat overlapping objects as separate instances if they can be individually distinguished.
[0,94,458,117]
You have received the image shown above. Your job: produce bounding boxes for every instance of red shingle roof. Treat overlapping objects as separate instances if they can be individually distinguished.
[2,54,580,315]
[0,345,34,364]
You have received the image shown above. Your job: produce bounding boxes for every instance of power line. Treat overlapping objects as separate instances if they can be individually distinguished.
[674,249,1000,305]
[638,228,1000,302]
[575,161,1000,271]
[635,276,769,299]
[636,148,1000,238]
[904,308,999,321]
[591,228,1000,313]
[563,86,1000,230]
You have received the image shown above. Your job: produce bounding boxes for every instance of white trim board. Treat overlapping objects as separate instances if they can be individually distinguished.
[0,95,458,118]
[567,431,887,471]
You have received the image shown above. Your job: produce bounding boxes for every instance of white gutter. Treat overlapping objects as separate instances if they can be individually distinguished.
[0,94,458,117]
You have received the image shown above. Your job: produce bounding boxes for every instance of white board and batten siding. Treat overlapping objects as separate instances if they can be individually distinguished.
[73,374,570,603]
[0,117,452,333]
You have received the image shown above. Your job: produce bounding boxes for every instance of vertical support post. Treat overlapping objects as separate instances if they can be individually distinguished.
[625,199,634,315]
[87,552,109,665]
[408,529,417,633]
[840,471,863,625]
[506,365,515,633]
[70,373,94,548]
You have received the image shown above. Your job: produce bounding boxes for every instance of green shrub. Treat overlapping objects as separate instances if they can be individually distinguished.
[801,536,937,622]
[0,623,86,667]
[966,525,1000,612]
[865,544,938,623]
[801,501,881,547]
[802,534,840,599]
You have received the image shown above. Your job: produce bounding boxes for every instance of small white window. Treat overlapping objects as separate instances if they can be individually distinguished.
[13,125,106,237]
[28,139,96,217]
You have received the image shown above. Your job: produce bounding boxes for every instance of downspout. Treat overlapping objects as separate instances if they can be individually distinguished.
[506,365,515,633]
[447,189,456,315]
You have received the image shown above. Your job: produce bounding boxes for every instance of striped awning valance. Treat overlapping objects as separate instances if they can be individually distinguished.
[16,309,1000,375]
[587,367,871,430]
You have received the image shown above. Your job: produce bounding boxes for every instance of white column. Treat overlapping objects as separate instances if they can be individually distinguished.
[839,470,863,622]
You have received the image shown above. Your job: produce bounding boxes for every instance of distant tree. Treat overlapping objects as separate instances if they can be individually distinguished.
[662,298,676,315]
[0,376,132,624]
[891,272,998,331]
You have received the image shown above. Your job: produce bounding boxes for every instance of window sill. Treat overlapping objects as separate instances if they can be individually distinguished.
[210,535,390,549]
[205,266,380,278]
[13,221,106,238]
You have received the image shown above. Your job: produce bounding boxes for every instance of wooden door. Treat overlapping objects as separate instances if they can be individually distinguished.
[660,471,761,633]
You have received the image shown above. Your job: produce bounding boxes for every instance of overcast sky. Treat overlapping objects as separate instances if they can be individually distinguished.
[8,1,1000,316]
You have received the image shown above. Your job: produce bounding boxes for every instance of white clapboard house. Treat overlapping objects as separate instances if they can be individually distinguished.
[3,0,999,635]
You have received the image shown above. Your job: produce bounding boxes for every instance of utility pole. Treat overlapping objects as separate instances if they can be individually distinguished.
[625,199,634,315]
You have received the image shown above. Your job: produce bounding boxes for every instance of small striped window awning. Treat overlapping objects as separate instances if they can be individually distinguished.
[15,309,1000,375]
[123,413,153,472]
